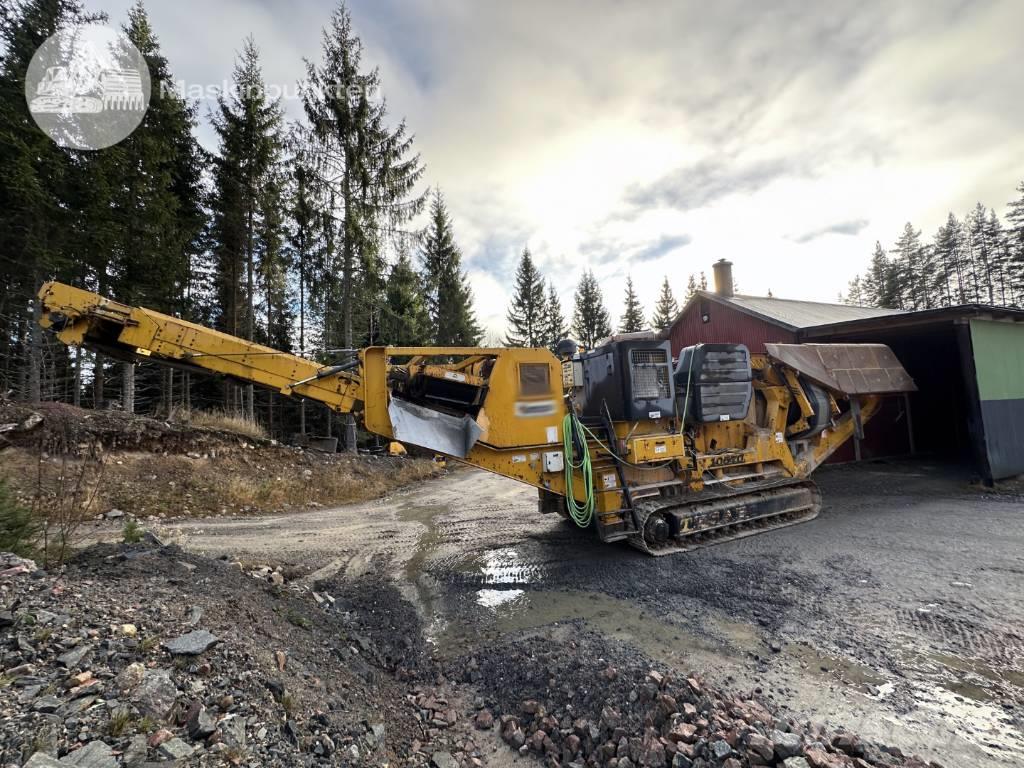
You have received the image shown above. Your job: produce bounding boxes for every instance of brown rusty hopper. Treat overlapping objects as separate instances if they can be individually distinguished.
[765,343,916,395]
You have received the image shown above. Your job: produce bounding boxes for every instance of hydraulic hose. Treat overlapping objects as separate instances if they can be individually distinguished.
[562,412,595,527]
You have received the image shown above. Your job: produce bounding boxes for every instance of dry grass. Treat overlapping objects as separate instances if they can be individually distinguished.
[107,709,132,737]
[220,456,439,511]
[170,408,268,441]
[0,447,442,520]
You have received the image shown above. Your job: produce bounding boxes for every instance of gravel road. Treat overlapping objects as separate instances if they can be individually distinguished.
[161,460,1024,768]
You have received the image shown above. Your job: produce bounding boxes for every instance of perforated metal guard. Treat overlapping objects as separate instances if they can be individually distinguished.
[630,349,671,399]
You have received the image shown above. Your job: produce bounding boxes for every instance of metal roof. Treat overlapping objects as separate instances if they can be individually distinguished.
[689,290,903,331]
[801,303,1024,337]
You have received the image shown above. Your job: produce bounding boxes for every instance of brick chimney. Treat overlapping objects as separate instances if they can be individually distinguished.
[712,259,734,298]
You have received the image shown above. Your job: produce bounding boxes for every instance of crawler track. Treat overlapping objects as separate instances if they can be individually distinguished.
[628,481,821,556]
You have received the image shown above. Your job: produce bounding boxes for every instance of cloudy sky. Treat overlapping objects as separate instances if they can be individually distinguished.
[95,0,1023,340]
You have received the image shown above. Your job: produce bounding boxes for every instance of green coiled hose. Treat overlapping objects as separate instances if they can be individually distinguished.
[562,412,595,527]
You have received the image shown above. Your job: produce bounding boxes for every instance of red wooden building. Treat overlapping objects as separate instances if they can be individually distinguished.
[665,260,898,355]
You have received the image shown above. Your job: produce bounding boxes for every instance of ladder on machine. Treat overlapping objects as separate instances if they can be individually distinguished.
[578,414,639,542]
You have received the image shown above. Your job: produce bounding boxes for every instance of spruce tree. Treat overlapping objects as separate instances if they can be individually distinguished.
[434,261,482,346]
[0,0,96,399]
[287,156,323,357]
[303,2,425,351]
[893,223,929,310]
[285,154,324,434]
[572,270,612,348]
[1006,181,1024,303]
[420,189,480,346]
[683,274,698,303]
[932,213,964,305]
[619,276,646,333]
[965,203,988,304]
[987,208,1011,305]
[541,281,566,349]
[845,276,865,305]
[505,247,546,346]
[651,277,679,331]
[210,36,287,418]
[421,189,456,319]
[120,3,207,413]
[380,246,430,345]
[861,242,899,308]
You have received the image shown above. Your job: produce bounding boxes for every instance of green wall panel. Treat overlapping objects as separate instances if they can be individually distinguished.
[970,319,1024,401]
[970,319,1024,479]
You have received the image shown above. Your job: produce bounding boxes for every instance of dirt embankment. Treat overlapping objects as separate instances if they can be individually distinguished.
[0,400,441,519]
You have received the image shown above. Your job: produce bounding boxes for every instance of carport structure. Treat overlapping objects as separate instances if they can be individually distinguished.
[802,305,1024,483]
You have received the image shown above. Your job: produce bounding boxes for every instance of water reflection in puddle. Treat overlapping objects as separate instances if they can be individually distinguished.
[476,588,525,608]
[477,547,542,585]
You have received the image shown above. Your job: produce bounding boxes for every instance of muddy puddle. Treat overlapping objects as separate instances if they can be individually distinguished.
[452,588,735,667]
[396,501,450,640]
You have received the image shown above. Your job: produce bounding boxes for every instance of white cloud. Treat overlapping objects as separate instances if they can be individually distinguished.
[90,0,1024,332]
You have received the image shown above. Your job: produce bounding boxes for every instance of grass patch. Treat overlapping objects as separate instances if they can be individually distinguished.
[122,518,143,543]
[107,709,132,737]
[285,611,311,630]
[281,692,296,716]
[0,477,37,557]
[176,409,268,440]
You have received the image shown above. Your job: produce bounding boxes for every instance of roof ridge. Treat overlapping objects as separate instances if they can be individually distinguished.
[730,292,885,310]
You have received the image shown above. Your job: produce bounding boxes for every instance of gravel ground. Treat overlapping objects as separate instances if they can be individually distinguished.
[67,459,1024,767]
[1,543,944,768]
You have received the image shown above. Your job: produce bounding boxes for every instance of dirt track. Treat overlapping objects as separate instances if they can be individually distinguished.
[156,460,1024,768]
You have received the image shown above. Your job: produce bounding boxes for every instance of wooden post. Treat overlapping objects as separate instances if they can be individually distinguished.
[343,413,357,453]
[93,352,104,408]
[903,392,915,455]
[851,397,863,462]
[28,301,42,403]
[122,362,135,414]
[73,346,81,407]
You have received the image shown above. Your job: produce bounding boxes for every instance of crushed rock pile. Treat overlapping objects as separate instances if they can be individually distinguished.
[451,633,945,768]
